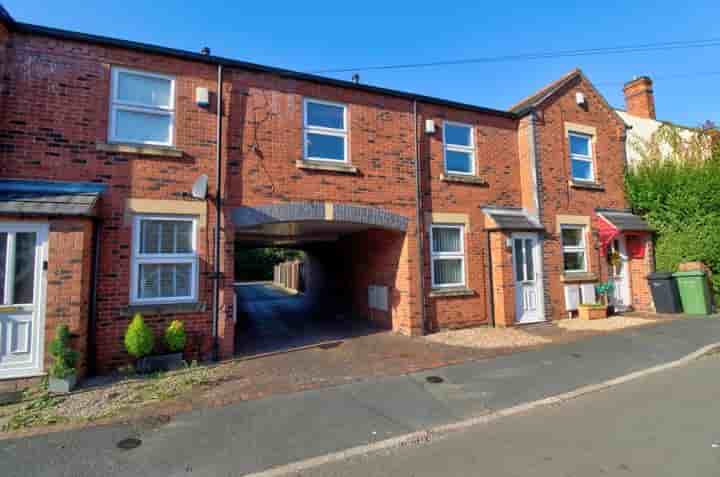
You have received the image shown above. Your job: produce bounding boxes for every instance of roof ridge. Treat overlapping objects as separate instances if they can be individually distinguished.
[508,68,581,114]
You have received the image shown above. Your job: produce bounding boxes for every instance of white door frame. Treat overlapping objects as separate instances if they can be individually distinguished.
[511,232,546,324]
[0,222,49,380]
[610,235,631,312]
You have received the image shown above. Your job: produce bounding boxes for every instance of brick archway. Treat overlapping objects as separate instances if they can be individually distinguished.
[231,202,409,232]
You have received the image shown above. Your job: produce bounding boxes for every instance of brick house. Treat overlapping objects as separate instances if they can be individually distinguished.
[0,5,654,387]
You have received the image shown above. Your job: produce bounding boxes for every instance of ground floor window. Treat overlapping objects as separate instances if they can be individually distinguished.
[131,215,198,304]
[430,224,465,288]
[560,225,587,272]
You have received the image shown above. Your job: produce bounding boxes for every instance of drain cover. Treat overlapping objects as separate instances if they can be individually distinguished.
[571,353,582,358]
[426,376,444,384]
[116,437,142,450]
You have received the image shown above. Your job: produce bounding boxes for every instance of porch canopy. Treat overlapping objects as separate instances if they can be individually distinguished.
[482,206,543,231]
[596,208,653,258]
[0,179,106,217]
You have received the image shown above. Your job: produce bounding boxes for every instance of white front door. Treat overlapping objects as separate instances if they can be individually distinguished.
[512,233,545,324]
[0,223,48,379]
[609,236,631,312]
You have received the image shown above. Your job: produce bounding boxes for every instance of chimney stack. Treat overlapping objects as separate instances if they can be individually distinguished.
[623,76,656,120]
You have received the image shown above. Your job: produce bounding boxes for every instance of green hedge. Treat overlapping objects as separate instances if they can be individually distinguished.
[625,154,720,297]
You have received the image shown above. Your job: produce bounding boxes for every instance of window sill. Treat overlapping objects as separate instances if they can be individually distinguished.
[429,287,475,298]
[97,142,184,158]
[119,302,207,317]
[440,174,487,185]
[568,180,604,191]
[561,272,598,283]
[296,160,358,174]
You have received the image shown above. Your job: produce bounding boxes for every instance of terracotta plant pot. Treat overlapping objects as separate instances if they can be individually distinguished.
[578,304,608,320]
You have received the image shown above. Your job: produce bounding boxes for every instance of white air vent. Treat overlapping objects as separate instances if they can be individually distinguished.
[576,92,586,106]
[564,284,580,311]
[196,87,210,107]
[368,285,389,311]
[425,119,436,134]
[580,283,597,304]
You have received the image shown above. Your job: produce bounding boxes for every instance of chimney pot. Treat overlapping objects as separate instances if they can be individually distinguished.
[623,76,656,120]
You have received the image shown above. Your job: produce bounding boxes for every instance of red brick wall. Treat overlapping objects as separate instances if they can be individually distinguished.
[0,215,94,380]
[0,26,653,378]
[0,32,223,372]
[533,75,630,318]
[629,236,654,311]
[490,230,516,327]
[418,104,522,330]
[223,70,424,334]
[0,23,9,131]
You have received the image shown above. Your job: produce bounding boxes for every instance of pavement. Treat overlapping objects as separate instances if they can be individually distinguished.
[234,282,384,356]
[303,352,720,476]
[2,315,720,476]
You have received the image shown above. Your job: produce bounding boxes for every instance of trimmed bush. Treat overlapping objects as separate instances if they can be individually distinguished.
[124,313,154,358]
[164,320,186,353]
[49,325,78,379]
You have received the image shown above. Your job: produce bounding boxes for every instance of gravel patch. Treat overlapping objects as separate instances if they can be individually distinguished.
[424,315,662,350]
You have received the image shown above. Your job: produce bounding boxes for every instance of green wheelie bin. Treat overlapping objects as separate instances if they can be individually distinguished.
[672,271,713,315]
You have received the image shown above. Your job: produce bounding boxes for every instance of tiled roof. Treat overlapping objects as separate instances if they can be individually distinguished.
[597,209,653,232]
[0,179,106,216]
[482,207,543,231]
[509,69,582,115]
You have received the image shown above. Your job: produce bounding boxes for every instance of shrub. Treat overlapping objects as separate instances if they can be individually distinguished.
[49,325,78,379]
[626,148,720,299]
[124,313,154,358]
[164,320,186,353]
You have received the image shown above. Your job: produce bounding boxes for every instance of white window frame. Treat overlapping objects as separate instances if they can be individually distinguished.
[303,98,348,163]
[430,224,466,288]
[109,67,176,146]
[443,121,476,176]
[130,215,198,305]
[560,224,588,273]
[568,132,594,182]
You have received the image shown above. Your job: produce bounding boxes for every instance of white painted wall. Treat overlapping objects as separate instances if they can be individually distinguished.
[617,110,699,166]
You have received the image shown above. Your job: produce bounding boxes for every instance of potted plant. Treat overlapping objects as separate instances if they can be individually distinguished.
[124,313,155,373]
[48,325,79,393]
[578,281,614,320]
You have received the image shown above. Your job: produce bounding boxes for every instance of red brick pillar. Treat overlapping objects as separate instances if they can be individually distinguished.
[45,218,94,378]
[490,231,516,327]
[629,236,654,311]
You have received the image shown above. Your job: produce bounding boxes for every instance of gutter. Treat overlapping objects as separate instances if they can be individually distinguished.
[87,218,101,376]
[211,64,223,361]
[412,100,427,333]
[485,230,496,328]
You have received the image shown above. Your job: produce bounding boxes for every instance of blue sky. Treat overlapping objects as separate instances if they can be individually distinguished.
[5,0,720,125]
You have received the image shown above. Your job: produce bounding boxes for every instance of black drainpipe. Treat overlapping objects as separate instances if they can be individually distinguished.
[211,64,223,361]
[485,230,496,328]
[412,100,427,333]
[87,218,101,376]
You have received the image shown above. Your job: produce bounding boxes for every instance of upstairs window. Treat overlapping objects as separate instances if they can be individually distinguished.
[131,216,198,304]
[304,99,347,162]
[430,225,466,288]
[569,133,594,181]
[443,122,475,175]
[561,225,587,273]
[110,68,175,146]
